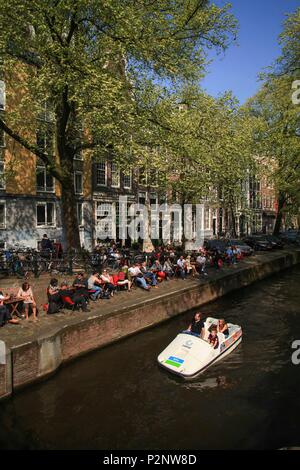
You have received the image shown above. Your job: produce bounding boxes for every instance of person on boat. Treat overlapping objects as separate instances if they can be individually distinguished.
[218,319,229,337]
[188,312,205,337]
[208,327,219,349]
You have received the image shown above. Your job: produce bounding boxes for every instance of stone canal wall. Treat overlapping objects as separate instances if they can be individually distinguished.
[1,248,300,400]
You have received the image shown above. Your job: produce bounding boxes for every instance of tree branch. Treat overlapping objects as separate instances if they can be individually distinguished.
[0,117,63,183]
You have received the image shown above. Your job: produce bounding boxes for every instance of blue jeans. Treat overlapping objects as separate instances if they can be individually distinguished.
[135,276,148,289]
[90,285,102,299]
[144,272,157,286]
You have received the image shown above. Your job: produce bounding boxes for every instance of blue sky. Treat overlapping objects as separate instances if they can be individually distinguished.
[201,0,300,103]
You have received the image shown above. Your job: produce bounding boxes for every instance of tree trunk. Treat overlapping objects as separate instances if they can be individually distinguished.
[61,178,81,252]
[273,192,286,236]
[230,205,237,238]
[142,192,154,253]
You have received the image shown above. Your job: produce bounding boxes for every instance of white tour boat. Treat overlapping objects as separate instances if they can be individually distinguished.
[157,317,242,379]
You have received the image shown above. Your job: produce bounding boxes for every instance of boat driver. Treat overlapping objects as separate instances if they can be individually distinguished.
[188,312,205,337]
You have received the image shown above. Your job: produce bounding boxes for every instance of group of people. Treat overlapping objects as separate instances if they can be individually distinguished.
[0,241,244,327]
[0,281,37,327]
[188,312,229,349]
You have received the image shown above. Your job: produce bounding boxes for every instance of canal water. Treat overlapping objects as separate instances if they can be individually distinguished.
[1,266,300,450]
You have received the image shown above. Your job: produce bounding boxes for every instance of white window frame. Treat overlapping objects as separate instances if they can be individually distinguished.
[77,202,83,226]
[0,200,6,229]
[36,164,55,193]
[36,202,56,228]
[0,81,5,111]
[111,162,120,188]
[204,208,210,230]
[96,160,107,187]
[123,170,132,190]
[0,159,5,190]
[74,171,83,195]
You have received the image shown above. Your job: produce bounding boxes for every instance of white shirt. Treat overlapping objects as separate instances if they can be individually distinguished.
[128,267,142,276]
[177,259,185,269]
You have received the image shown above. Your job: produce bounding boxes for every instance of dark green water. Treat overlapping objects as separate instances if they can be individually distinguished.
[1,266,300,450]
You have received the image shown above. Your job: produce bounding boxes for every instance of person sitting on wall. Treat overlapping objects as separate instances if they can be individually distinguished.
[140,261,158,288]
[0,292,19,326]
[87,271,103,300]
[47,278,63,314]
[59,282,89,312]
[17,282,38,321]
[162,258,174,279]
[150,259,169,281]
[73,272,89,301]
[128,264,151,291]
[100,269,117,297]
[176,255,187,280]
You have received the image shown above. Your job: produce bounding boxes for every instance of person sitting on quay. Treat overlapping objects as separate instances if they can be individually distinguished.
[196,251,208,277]
[176,255,187,280]
[87,271,103,300]
[17,282,38,321]
[100,269,117,297]
[150,259,168,281]
[0,292,19,327]
[47,278,63,314]
[140,261,158,288]
[59,281,89,312]
[128,264,151,291]
[162,257,175,278]
[185,255,197,277]
[73,272,89,301]
[226,246,234,265]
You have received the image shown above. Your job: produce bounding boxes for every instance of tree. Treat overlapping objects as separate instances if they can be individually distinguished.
[246,76,300,234]
[135,85,255,239]
[246,7,300,234]
[0,0,237,250]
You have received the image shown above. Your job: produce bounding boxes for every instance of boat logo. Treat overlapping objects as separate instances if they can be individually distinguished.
[165,356,185,368]
[182,339,193,349]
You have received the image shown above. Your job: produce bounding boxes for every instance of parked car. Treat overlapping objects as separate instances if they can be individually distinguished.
[279,230,300,245]
[225,239,254,256]
[203,239,227,254]
[265,235,284,249]
[243,236,273,251]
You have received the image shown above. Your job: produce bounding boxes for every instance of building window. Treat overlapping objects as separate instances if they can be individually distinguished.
[96,202,112,236]
[0,153,5,190]
[37,100,54,123]
[149,169,158,187]
[36,128,54,155]
[74,171,83,194]
[0,128,5,148]
[123,171,132,189]
[96,160,107,186]
[111,162,120,188]
[36,202,55,227]
[0,202,6,228]
[77,202,83,226]
[138,168,147,186]
[36,162,54,192]
[204,208,210,230]
[0,81,5,111]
